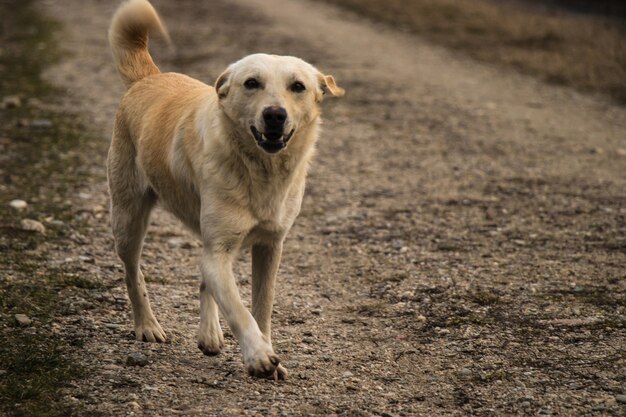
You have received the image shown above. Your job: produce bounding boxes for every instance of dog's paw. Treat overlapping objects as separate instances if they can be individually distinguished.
[197,328,224,356]
[134,317,166,343]
[270,364,288,381]
[246,351,281,379]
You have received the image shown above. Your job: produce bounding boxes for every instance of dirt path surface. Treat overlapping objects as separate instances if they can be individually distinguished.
[30,0,626,415]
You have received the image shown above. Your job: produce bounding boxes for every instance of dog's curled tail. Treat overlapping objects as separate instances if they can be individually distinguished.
[109,0,170,88]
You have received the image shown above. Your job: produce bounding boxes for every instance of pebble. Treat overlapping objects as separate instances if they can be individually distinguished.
[616,394,626,404]
[457,367,472,379]
[29,118,53,129]
[616,148,626,157]
[2,95,21,109]
[9,199,28,210]
[14,313,32,327]
[104,323,120,330]
[520,401,531,408]
[26,97,42,108]
[167,237,196,249]
[20,218,46,234]
[46,219,65,228]
[390,239,405,250]
[128,401,142,411]
[126,352,149,367]
[342,371,354,378]
[79,255,95,264]
[283,360,299,369]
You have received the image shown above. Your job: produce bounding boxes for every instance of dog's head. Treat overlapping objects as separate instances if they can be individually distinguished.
[215,54,344,155]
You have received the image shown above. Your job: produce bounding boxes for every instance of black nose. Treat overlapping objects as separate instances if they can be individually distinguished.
[263,106,287,131]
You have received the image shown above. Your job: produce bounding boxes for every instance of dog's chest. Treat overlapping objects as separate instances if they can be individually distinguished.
[243,180,304,245]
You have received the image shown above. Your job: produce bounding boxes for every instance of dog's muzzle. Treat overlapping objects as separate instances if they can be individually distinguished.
[250,126,295,154]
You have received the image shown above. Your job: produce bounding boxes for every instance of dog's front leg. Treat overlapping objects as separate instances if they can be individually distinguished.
[200,250,281,378]
[251,241,287,380]
[251,241,282,340]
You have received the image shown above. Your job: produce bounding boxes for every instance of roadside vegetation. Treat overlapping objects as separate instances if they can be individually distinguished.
[0,1,100,415]
[321,0,626,103]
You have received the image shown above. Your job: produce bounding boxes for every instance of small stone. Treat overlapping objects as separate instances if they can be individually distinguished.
[167,237,184,248]
[126,352,149,367]
[416,315,427,322]
[381,413,396,417]
[20,219,46,234]
[590,147,603,154]
[616,148,626,157]
[615,394,626,404]
[46,219,65,228]
[29,119,53,129]
[2,95,21,109]
[104,323,120,329]
[457,367,472,379]
[391,239,405,250]
[79,255,95,264]
[128,401,141,411]
[26,98,42,108]
[283,360,299,369]
[520,401,531,408]
[342,371,354,378]
[167,237,196,249]
[9,199,27,210]
[66,396,80,404]
[14,314,32,327]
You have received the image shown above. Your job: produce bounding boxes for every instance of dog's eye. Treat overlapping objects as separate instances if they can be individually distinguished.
[290,81,306,93]
[244,78,261,90]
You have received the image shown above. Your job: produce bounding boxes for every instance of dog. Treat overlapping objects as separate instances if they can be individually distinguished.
[107,0,344,380]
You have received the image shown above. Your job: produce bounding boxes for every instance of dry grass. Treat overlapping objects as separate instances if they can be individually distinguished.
[322,0,626,103]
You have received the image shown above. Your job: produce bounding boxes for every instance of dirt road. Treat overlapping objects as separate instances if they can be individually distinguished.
[27,0,626,415]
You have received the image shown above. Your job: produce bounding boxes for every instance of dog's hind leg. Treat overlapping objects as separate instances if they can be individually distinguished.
[108,127,165,343]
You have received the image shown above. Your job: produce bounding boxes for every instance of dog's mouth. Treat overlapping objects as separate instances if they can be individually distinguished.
[250,126,295,154]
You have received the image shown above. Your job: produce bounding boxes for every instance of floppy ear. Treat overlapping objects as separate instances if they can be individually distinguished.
[318,73,345,99]
[215,69,231,99]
